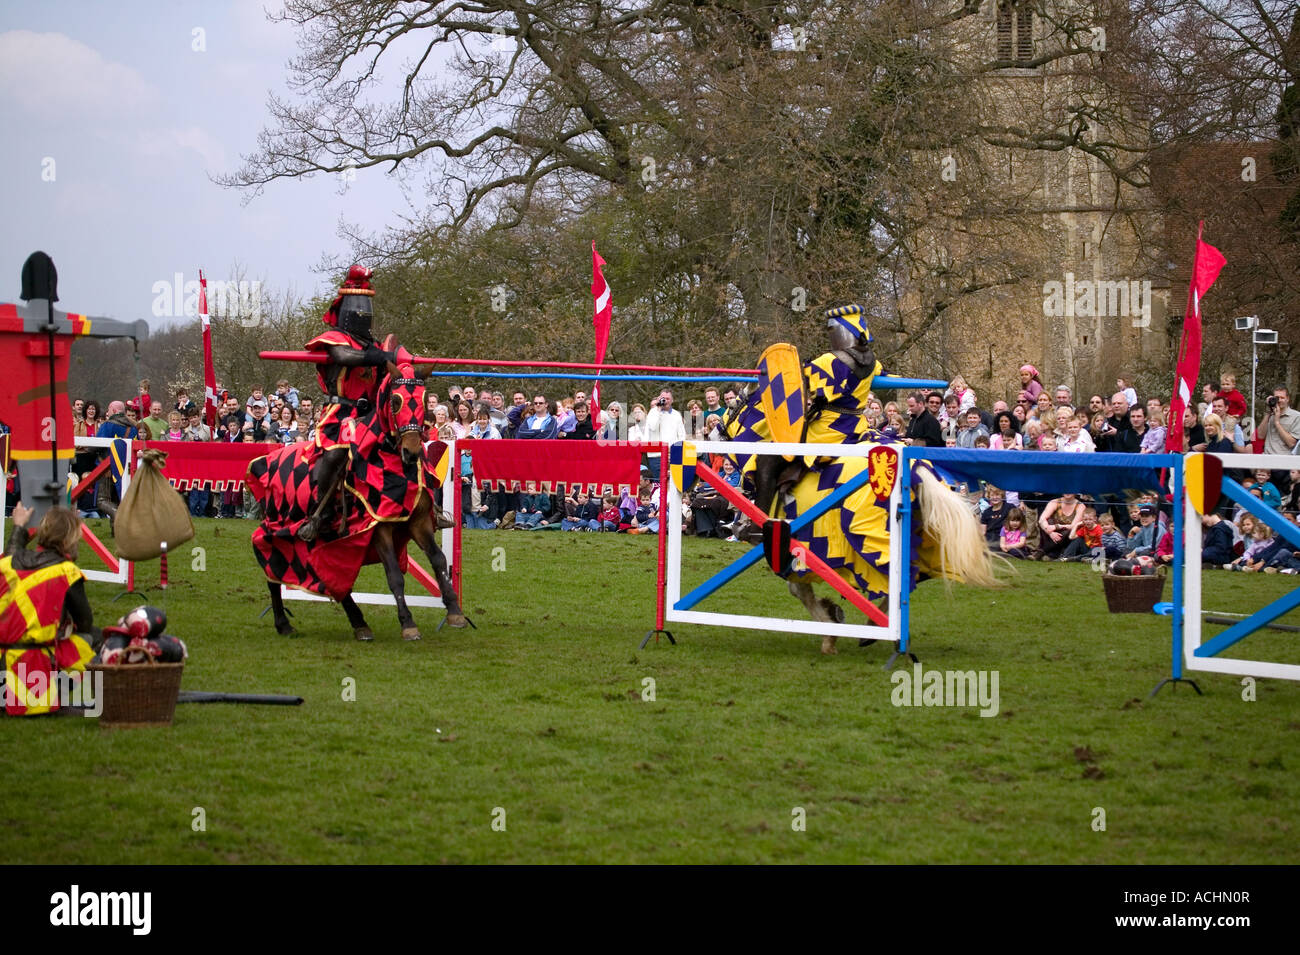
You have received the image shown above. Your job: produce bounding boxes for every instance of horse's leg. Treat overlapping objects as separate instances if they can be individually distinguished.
[373,523,420,640]
[298,447,349,542]
[340,593,373,642]
[789,578,843,655]
[267,581,296,636]
[409,498,467,628]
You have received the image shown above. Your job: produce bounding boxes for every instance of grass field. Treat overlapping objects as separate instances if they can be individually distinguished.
[4,517,1300,864]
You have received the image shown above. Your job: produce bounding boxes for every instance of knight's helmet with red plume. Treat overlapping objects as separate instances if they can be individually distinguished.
[322,264,376,344]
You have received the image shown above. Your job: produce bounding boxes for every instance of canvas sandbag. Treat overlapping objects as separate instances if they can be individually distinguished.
[114,449,195,560]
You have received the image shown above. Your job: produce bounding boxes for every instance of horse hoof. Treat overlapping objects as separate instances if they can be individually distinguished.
[275,624,297,637]
[445,614,467,629]
[354,627,374,642]
[821,636,838,655]
[401,627,422,641]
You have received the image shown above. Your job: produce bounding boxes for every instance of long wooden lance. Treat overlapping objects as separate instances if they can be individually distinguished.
[258,350,947,390]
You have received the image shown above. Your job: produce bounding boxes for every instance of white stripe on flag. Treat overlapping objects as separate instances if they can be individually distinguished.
[595,286,610,314]
[1178,378,1191,405]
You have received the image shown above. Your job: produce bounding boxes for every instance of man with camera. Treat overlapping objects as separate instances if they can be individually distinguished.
[1260,386,1300,494]
[645,389,686,473]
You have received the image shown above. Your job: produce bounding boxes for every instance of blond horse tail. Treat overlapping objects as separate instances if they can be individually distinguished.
[915,469,1005,589]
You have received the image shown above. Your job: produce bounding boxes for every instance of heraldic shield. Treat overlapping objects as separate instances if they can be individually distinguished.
[755,343,806,449]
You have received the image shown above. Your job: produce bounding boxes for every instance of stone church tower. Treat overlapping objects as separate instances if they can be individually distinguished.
[899,0,1170,406]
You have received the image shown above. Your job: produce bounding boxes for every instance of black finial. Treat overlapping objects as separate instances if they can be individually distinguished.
[21,251,58,303]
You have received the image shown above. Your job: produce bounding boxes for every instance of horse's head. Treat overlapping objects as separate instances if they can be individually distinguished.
[380,359,427,467]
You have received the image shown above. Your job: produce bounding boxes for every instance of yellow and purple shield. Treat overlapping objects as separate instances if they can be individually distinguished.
[756,343,806,447]
[670,441,697,494]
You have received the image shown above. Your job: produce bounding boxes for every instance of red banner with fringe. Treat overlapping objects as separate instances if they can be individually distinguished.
[143,440,270,491]
[467,439,652,494]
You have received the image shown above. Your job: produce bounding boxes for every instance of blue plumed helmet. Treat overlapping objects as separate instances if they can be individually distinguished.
[825,304,872,343]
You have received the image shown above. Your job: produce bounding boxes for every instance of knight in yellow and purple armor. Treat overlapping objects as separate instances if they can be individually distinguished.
[726,304,882,523]
[296,265,400,542]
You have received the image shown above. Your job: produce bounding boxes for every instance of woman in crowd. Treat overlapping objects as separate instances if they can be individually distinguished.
[865,397,885,430]
[274,406,299,445]
[883,402,906,438]
[989,411,1022,450]
[165,411,185,441]
[1023,420,1044,450]
[1201,413,1233,455]
[74,401,101,439]
[1018,364,1045,403]
[451,399,474,440]
[598,401,623,441]
[685,399,707,439]
[627,404,649,443]
[1036,492,1085,560]
[432,404,455,442]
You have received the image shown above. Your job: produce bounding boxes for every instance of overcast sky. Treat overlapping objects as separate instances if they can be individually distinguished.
[0,0,414,329]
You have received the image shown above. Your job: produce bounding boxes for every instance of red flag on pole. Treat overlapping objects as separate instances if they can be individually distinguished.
[591,241,612,425]
[1166,222,1226,452]
[199,270,218,431]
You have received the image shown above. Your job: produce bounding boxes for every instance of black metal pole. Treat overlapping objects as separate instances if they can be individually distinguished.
[45,298,59,500]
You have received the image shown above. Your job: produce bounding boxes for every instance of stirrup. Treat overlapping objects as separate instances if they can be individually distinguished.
[297,516,321,542]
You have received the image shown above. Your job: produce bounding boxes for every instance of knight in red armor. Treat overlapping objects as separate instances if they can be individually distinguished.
[296,265,398,542]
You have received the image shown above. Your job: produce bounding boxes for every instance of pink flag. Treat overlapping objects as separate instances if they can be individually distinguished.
[199,270,218,431]
[591,241,612,426]
[1166,223,1227,452]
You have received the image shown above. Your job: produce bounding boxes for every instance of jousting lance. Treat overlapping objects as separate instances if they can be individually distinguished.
[258,351,947,390]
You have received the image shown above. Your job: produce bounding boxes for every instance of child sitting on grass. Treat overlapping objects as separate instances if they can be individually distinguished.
[598,494,621,532]
[999,508,1029,559]
[1098,512,1127,560]
[1230,521,1275,571]
[1061,506,1103,561]
[980,485,1011,546]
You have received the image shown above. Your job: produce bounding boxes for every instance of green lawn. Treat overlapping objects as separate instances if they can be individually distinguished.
[4,518,1299,863]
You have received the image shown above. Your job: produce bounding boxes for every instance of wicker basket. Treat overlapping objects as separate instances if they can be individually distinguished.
[1102,572,1167,614]
[88,655,184,728]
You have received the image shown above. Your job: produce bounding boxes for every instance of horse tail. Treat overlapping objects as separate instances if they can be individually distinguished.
[915,469,1004,589]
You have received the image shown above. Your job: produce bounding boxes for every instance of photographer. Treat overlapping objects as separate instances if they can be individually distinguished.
[645,389,686,473]
[1260,386,1300,494]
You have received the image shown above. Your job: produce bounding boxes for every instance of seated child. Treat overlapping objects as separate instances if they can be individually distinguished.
[980,486,1010,546]
[1125,504,1160,558]
[598,494,621,532]
[1098,512,1127,559]
[1062,506,1103,561]
[1201,511,1236,566]
[1231,521,1275,571]
[999,507,1029,559]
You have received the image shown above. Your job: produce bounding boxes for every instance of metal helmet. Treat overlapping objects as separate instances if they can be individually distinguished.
[825,304,872,344]
[337,292,375,345]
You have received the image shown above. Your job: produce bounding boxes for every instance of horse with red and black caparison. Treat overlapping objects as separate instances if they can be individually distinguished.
[247,341,467,642]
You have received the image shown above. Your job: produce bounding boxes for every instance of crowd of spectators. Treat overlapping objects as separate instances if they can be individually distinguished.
[55,363,1300,571]
[895,365,1300,573]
